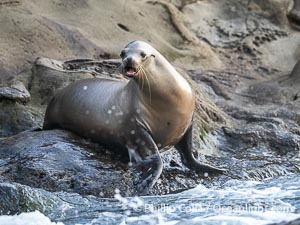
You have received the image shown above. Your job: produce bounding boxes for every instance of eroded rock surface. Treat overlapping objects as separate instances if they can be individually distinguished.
[0,129,133,197]
[0,129,229,197]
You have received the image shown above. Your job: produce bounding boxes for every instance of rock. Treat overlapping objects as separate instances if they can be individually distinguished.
[0,101,42,138]
[0,182,63,216]
[0,81,30,103]
[0,129,133,197]
[0,79,39,138]
[0,129,222,197]
[245,81,283,105]
[29,57,95,105]
[0,122,299,198]
[281,59,300,88]
[287,0,300,30]
[188,66,300,184]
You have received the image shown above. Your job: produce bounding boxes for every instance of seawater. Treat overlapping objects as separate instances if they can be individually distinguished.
[0,174,299,225]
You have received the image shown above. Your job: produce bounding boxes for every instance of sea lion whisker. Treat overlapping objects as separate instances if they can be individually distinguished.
[140,66,145,91]
[140,66,152,101]
[136,66,142,88]
[144,72,152,101]
[140,66,152,88]
[135,66,144,89]
[141,64,156,86]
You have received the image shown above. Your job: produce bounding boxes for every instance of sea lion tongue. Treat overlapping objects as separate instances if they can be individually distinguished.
[126,68,136,77]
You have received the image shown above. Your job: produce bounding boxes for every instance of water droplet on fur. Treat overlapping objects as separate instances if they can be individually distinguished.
[107,110,112,114]
[112,105,116,110]
[130,130,136,135]
[85,110,90,115]
[204,172,209,177]
[83,85,88,90]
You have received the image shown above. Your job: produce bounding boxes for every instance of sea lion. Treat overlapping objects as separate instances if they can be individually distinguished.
[43,40,225,195]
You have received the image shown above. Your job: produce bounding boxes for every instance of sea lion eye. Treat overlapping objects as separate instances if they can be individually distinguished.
[120,50,125,58]
[140,52,146,58]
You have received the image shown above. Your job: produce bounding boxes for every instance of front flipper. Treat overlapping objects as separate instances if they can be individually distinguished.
[175,125,226,174]
[127,128,163,195]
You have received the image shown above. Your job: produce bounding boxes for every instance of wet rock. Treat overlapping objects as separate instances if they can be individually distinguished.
[0,130,133,198]
[0,181,136,224]
[0,182,63,216]
[0,129,221,197]
[0,124,298,198]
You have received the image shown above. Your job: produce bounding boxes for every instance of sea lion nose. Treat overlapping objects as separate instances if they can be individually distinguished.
[125,56,133,64]
[125,56,138,67]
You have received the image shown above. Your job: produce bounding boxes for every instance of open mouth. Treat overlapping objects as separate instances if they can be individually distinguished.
[124,66,138,77]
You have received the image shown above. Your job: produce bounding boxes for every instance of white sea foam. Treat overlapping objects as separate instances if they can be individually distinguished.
[191,212,300,225]
[3,176,298,225]
[0,211,64,225]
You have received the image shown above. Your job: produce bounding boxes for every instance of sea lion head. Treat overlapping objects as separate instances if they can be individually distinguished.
[120,41,156,78]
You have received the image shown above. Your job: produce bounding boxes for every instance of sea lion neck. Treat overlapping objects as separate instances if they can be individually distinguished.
[126,54,193,102]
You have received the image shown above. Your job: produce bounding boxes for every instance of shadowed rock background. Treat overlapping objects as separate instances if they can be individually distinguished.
[0,1,300,223]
